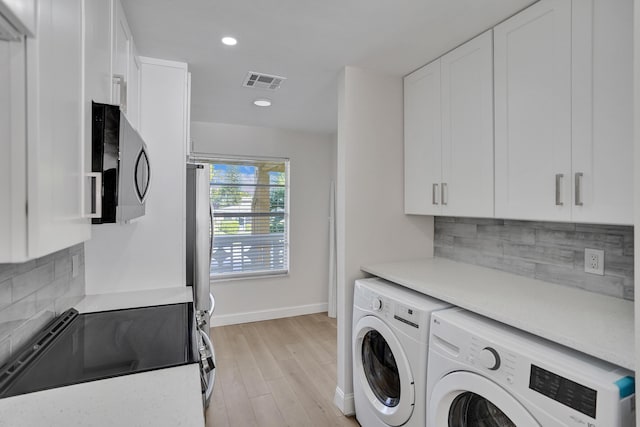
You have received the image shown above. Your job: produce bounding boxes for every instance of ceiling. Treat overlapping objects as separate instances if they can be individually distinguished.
[122,0,536,134]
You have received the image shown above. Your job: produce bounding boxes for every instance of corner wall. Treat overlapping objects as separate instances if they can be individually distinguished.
[190,121,335,325]
[633,0,640,423]
[335,66,434,414]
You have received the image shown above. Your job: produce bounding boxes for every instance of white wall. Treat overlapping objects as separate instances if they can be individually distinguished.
[334,66,434,414]
[634,0,640,423]
[85,58,189,294]
[190,121,335,326]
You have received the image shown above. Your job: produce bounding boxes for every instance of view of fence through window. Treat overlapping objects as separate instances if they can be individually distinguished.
[209,159,289,278]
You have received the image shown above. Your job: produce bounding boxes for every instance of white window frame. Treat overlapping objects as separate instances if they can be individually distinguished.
[193,154,290,281]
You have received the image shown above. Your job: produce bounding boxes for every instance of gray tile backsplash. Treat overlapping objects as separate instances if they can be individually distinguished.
[0,244,85,367]
[434,217,634,300]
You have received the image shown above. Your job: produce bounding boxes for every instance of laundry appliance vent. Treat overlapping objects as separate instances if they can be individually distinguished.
[243,72,286,90]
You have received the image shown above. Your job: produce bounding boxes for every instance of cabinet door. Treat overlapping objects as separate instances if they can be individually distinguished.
[0,38,27,261]
[494,0,572,221]
[128,41,141,130]
[404,59,442,215]
[26,0,89,258]
[112,0,131,112]
[571,0,633,225]
[441,30,494,218]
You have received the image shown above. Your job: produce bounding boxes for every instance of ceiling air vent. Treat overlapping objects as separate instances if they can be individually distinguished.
[243,71,286,90]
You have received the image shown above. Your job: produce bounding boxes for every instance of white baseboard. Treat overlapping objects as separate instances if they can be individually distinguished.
[333,386,355,416]
[210,302,328,327]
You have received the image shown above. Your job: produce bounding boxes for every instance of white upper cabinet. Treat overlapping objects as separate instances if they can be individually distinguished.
[112,0,131,113]
[0,35,27,261]
[84,0,111,106]
[23,0,89,261]
[127,41,141,129]
[494,0,632,225]
[404,59,441,215]
[494,0,572,222]
[111,0,141,131]
[440,30,494,217]
[570,0,633,225]
[404,30,494,217]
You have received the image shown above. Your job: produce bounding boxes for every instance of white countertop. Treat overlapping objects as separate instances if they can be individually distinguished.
[0,364,204,427]
[75,286,193,313]
[361,258,634,371]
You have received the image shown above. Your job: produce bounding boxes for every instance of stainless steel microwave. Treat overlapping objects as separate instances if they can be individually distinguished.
[91,102,151,224]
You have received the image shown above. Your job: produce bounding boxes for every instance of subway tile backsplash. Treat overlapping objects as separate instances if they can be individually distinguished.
[434,217,634,300]
[0,244,85,367]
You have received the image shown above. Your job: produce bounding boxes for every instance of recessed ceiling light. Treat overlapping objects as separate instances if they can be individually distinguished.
[221,36,237,46]
[254,98,272,107]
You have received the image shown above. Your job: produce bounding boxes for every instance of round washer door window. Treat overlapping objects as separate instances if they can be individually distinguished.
[448,392,516,426]
[362,330,400,407]
[428,372,541,427]
[353,315,415,426]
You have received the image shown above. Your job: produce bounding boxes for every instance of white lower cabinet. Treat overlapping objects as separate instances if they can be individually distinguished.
[494,0,632,225]
[0,0,90,262]
[404,30,493,217]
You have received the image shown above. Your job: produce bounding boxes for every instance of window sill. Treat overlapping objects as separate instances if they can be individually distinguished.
[210,271,289,284]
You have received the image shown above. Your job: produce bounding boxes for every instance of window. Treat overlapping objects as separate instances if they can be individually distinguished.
[207,158,289,279]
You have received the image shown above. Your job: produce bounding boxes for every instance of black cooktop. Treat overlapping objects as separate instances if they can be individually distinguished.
[0,303,197,399]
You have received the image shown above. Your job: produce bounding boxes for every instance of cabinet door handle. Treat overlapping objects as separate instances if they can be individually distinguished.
[575,172,584,206]
[86,172,102,218]
[113,74,127,113]
[432,183,439,205]
[555,174,564,206]
[441,183,448,206]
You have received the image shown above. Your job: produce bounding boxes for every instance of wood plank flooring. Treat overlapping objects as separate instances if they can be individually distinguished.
[206,313,360,427]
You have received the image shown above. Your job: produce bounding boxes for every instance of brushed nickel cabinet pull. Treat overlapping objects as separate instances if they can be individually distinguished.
[432,183,439,205]
[441,183,448,206]
[575,172,584,206]
[555,174,564,206]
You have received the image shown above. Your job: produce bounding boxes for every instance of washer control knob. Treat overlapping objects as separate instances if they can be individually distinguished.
[479,347,501,371]
[372,298,383,311]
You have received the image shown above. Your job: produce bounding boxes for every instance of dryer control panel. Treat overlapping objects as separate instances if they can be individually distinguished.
[394,304,419,329]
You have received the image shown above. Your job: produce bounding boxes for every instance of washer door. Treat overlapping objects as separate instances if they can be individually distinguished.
[428,372,541,427]
[353,315,414,426]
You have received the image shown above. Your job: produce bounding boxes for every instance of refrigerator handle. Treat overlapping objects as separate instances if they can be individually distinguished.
[209,293,215,318]
[209,203,214,262]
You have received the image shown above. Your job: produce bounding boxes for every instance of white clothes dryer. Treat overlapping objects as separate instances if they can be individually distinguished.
[352,278,450,427]
[426,308,636,427]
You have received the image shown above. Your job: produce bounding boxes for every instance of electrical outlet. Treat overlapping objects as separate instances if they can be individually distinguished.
[584,248,604,275]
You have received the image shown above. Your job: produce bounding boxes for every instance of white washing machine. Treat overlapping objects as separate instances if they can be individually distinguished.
[352,278,451,427]
[426,308,636,427]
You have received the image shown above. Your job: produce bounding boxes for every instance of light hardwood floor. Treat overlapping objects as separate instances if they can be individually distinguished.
[206,313,360,427]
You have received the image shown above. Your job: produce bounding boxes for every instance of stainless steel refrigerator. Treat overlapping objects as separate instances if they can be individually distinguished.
[186,163,216,408]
